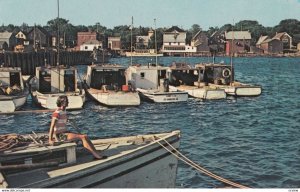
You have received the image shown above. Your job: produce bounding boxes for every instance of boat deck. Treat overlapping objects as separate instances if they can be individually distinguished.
[0,131,179,188]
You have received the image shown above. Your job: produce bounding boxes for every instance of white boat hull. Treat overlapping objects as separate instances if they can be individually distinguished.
[3,131,180,188]
[32,91,86,110]
[137,88,188,103]
[176,86,226,100]
[88,88,140,106]
[225,86,262,96]
[0,92,28,113]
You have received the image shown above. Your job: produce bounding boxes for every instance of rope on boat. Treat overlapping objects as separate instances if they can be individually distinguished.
[156,138,250,189]
[0,134,49,153]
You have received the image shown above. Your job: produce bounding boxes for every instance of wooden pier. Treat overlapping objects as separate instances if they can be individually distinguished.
[0,51,93,76]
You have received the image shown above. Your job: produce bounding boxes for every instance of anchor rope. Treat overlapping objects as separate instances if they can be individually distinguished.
[156,138,249,189]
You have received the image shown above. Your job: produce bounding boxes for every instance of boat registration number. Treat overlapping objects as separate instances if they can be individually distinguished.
[164,95,178,101]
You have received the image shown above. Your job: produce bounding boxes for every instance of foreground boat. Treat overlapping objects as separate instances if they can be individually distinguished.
[30,66,86,110]
[0,67,29,112]
[195,63,262,97]
[85,64,140,106]
[126,64,188,103]
[0,130,180,188]
[169,63,226,100]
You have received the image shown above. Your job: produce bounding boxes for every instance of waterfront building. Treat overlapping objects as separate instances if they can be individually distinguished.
[260,39,283,54]
[162,26,196,56]
[79,39,103,51]
[225,31,252,55]
[0,31,16,51]
[27,26,51,49]
[76,31,101,51]
[191,30,210,53]
[272,32,293,50]
[208,30,226,54]
[108,36,121,51]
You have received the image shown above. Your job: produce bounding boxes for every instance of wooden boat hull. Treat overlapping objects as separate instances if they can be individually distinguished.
[1,131,180,188]
[137,88,188,103]
[31,90,86,110]
[87,88,140,106]
[175,86,226,100]
[0,90,28,113]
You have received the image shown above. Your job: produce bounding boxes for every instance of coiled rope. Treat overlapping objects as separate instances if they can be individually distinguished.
[156,138,250,189]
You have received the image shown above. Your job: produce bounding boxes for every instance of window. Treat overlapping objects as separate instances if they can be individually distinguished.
[85,46,88,50]
[140,72,145,78]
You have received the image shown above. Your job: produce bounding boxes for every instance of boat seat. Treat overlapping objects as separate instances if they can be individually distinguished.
[1,142,77,164]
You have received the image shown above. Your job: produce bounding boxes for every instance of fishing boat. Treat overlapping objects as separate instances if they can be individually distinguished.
[0,67,29,113]
[169,62,226,100]
[0,130,180,188]
[84,64,140,106]
[30,65,86,110]
[195,63,262,97]
[126,64,188,103]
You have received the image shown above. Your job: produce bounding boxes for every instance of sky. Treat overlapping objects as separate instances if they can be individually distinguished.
[1,0,300,30]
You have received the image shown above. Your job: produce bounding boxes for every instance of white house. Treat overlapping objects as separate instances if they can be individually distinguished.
[162,26,196,55]
[79,40,103,51]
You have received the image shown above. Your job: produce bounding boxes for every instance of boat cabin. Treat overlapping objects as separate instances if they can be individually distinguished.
[35,66,77,93]
[168,62,198,86]
[169,62,234,86]
[127,64,170,91]
[195,64,234,85]
[85,64,127,91]
[0,67,24,95]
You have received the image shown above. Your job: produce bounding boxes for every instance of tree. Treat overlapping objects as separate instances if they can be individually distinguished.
[274,19,300,39]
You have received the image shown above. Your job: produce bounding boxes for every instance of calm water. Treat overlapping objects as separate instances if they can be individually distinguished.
[0,56,300,188]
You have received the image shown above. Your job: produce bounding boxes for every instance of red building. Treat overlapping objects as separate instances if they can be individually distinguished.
[225,31,251,55]
[76,32,100,50]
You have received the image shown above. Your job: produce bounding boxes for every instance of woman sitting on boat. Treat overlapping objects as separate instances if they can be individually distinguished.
[49,95,106,160]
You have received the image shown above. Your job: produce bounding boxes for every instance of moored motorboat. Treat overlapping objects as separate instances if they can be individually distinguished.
[0,130,180,188]
[0,67,29,113]
[85,64,140,106]
[169,62,226,100]
[195,63,262,97]
[30,66,86,110]
[126,64,188,103]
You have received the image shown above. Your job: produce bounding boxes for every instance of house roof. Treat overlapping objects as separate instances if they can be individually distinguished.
[28,26,50,36]
[225,31,251,40]
[164,26,185,33]
[261,38,280,44]
[272,32,292,40]
[256,36,269,45]
[0,31,13,39]
[191,30,203,40]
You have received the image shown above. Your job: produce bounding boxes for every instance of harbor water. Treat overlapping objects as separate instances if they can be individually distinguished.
[0,57,299,188]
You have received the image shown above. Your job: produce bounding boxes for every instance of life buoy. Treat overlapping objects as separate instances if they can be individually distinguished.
[222,68,231,78]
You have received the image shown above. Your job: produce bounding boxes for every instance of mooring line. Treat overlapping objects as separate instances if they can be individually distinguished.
[155,137,249,189]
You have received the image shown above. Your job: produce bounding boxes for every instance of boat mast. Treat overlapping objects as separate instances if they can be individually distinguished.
[57,0,60,66]
[130,16,133,66]
[154,18,157,66]
[230,20,234,85]
[57,0,61,92]
[154,18,159,90]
